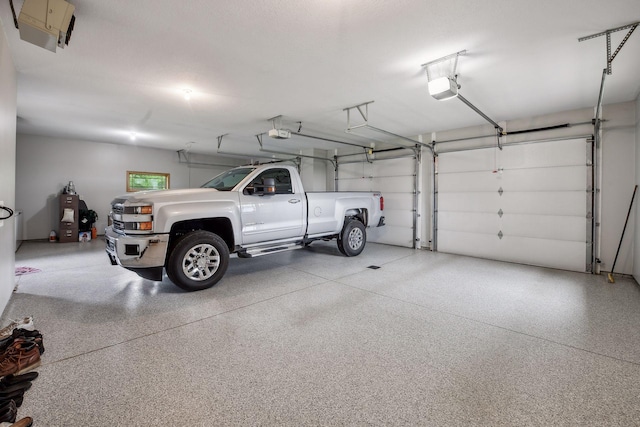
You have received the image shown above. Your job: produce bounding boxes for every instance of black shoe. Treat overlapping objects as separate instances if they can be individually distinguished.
[2,372,38,385]
[0,381,31,395]
[0,399,16,423]
[0,399,14,412]
[0,388,27,402]
[0,393,23,408]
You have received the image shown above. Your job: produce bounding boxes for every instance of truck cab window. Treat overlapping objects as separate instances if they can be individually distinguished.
[246,169,293,195]
[202,167,256,191]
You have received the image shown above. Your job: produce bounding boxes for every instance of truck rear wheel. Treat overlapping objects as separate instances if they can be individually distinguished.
[338,219,366,257]
[166,231,229,291]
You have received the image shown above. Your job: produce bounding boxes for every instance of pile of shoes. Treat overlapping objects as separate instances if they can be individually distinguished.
[0,317,41,427]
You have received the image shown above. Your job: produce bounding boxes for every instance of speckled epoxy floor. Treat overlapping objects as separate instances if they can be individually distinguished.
[5,238,640,426]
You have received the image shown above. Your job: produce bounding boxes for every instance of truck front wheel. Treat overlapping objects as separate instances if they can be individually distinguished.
[167,231,229,291]
[338,220,366,257]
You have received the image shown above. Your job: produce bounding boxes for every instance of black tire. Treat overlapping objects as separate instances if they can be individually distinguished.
[338,220,366,257]
[166,231,229,291]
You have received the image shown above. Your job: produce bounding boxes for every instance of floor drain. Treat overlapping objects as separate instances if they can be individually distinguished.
[367,265,381,270]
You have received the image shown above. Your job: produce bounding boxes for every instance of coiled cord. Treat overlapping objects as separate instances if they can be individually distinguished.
[0,206,14,220]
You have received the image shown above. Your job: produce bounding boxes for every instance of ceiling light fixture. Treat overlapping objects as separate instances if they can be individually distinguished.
[427,76,459,101]
[422,50,465,101]
[129,132,137,141]
[182,89,192,101]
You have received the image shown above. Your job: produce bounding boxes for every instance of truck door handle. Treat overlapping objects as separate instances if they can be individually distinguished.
[288,199,301,204]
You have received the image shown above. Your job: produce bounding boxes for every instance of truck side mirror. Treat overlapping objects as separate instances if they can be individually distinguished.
[252,177,276,195]
[261,178,276,195]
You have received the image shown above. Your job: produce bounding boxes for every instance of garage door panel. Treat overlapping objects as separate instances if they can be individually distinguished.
[438,150,495,173]
[436,138,590,272]
[438,171,504,192]
[338,167,365,180]
[502,214,586,241]
[338,177,413,193]
[439,166,586,193]
[500,191,586,216]
[370,176,414,193]
[439,192,501,212]
[382,193,414,211]
[383,209,414,227]
[439,212,585,241]
[338,156,416,248]
[439,191,586,217]
[499,236,586,271]
[502,139,587,169]
[368,225,413,247]
[438,212,500,234]
[502,166,587,191]
[438,231,586,272]
[369,157,414,172]
[438,230,502,259]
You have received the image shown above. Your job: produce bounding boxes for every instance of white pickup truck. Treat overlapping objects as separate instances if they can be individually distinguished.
[106,164,385,291]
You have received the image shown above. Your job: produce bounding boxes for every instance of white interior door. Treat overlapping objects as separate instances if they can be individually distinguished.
[337,156,416,247]
[437,138,591,272]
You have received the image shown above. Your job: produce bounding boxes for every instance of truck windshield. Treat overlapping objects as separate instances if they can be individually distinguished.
[201,167,256,191]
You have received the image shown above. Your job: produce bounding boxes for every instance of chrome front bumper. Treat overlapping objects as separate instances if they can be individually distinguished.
[105,226,169,270]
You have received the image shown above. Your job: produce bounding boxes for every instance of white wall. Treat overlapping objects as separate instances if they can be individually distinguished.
[16,135,243,240]
[600,102,636,275]
[0,20,17,314]
[15,136,329,241]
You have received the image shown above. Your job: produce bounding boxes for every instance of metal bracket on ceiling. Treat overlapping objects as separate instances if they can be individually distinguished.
[216,133,285,164]
[255,133,337,168]
[217,134,228,150]
[421,49,467,81]
[343,101,375,131]
[268,115,284,130]
[579,22,639,75]
[343,101,432,155]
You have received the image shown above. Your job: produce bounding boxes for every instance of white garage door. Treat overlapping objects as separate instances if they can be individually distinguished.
[337,156,416,247]
[437,138,592,272]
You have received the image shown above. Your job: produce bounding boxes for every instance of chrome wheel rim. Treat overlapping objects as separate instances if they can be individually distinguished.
[182,243,220,281]
[347,227,364,250]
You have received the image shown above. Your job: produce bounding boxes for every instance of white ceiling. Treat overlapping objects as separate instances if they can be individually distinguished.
[1,0,639,157]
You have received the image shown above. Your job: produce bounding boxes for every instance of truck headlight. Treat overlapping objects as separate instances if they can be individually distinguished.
[110,203,154,234]
[136,222,153,231]
[134,206,153,215]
